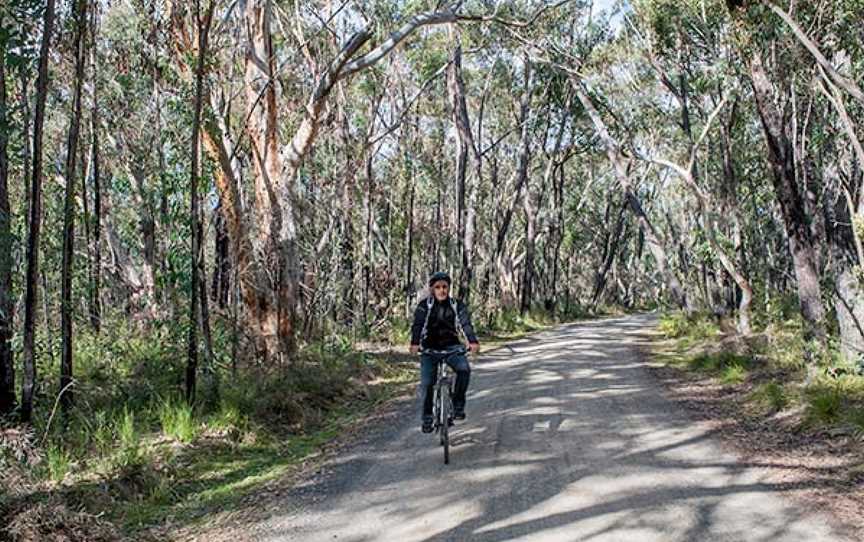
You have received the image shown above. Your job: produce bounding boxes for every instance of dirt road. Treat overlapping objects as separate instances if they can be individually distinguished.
[246,314,845,541]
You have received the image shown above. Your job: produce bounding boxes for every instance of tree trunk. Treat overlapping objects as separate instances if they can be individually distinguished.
[89,9,102,332]
[750,53,827,342]
[211,208,230,308]
[0,18,14,416]
[187,0,214,403]
[447,31,478,304]
[824,117,864,364]
[242,0,299,360]
[361,154,373,329]
[496,60,532,308]
[404,150,415,316]
[340,147,356,326]
[592,197,628,307]
[21,0,56,423]
[60,0,88,415]
[121,162,159,320]
[520,184,536,314]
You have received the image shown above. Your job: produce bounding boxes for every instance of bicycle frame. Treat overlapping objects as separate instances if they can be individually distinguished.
[434,359,454,432]
[420,346,466,465]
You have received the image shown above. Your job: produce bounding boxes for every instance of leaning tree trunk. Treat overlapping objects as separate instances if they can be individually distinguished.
[21,0,57,423]
[0,18,14,415]
[750,54,827,342]
[60,0,88,414]
[592,196,628,308]
[571,77,691,312]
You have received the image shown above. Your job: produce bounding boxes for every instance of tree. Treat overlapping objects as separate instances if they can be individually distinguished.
[21,0,56,423]
[59,0,89,413]
[186,0,215,404]
[0,7,13,416]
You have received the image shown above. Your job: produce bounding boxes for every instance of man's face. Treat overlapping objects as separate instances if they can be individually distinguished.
[431,280,450,301]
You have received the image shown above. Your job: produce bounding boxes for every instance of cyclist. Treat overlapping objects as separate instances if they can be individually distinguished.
[409,271,480,433]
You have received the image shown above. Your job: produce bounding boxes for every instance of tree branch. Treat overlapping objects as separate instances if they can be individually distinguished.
[760,0,864,103]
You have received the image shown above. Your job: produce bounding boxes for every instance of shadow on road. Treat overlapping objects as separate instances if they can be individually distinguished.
[261,314,844,542]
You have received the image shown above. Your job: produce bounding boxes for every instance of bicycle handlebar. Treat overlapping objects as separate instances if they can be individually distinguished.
[418,346,468,356]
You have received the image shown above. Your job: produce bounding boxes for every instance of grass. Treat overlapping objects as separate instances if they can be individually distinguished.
[749,382,789,413]
[804,376,864,430]
[657,310,864,434]
[0,323,422,540]
[44,445,72,483]
[115,406,372,531]
[159,400,199,443]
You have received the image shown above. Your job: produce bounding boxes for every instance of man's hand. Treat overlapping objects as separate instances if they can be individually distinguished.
[410,344,420,354]
[469,343,480,354]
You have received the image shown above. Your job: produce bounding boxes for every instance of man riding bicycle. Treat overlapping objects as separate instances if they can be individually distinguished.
[410,271,480,433]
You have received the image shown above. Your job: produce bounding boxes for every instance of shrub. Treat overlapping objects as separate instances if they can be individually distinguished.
[659,312,719,341]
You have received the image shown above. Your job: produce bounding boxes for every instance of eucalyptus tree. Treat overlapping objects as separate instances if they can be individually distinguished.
[0,4,12,416]
[20,0,56,423]
[59,0,89,413]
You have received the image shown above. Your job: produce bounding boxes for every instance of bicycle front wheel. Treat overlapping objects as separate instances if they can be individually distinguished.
[440,386,450,464]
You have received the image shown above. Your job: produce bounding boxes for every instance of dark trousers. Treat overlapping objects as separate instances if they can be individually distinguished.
[420,349,471,418]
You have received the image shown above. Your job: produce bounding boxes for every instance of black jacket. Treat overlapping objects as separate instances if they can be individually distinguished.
[410,296,479,349]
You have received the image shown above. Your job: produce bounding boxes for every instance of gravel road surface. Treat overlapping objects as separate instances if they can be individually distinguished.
[248,314,846,542]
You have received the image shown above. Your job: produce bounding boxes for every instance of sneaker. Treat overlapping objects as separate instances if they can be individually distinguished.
[453,406,466,420]
[421,416,434,433]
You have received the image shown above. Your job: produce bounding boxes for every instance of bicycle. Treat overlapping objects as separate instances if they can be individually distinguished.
[421,346,467,465]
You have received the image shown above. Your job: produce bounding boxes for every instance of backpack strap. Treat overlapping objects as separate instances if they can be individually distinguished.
[450,298,466,341]
[420,296,434,344]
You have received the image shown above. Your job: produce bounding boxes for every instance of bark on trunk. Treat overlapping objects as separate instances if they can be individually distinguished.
[242,0,299,360]
[496,61,532,308]
[447,31,479,304]
[187,0,214,403]
[750,54,827,342]
[21,0,57,423]
[60,0,88,414]
[0,19,14,415]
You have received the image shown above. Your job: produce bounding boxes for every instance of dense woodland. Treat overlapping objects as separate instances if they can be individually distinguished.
[0,0,862,436]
